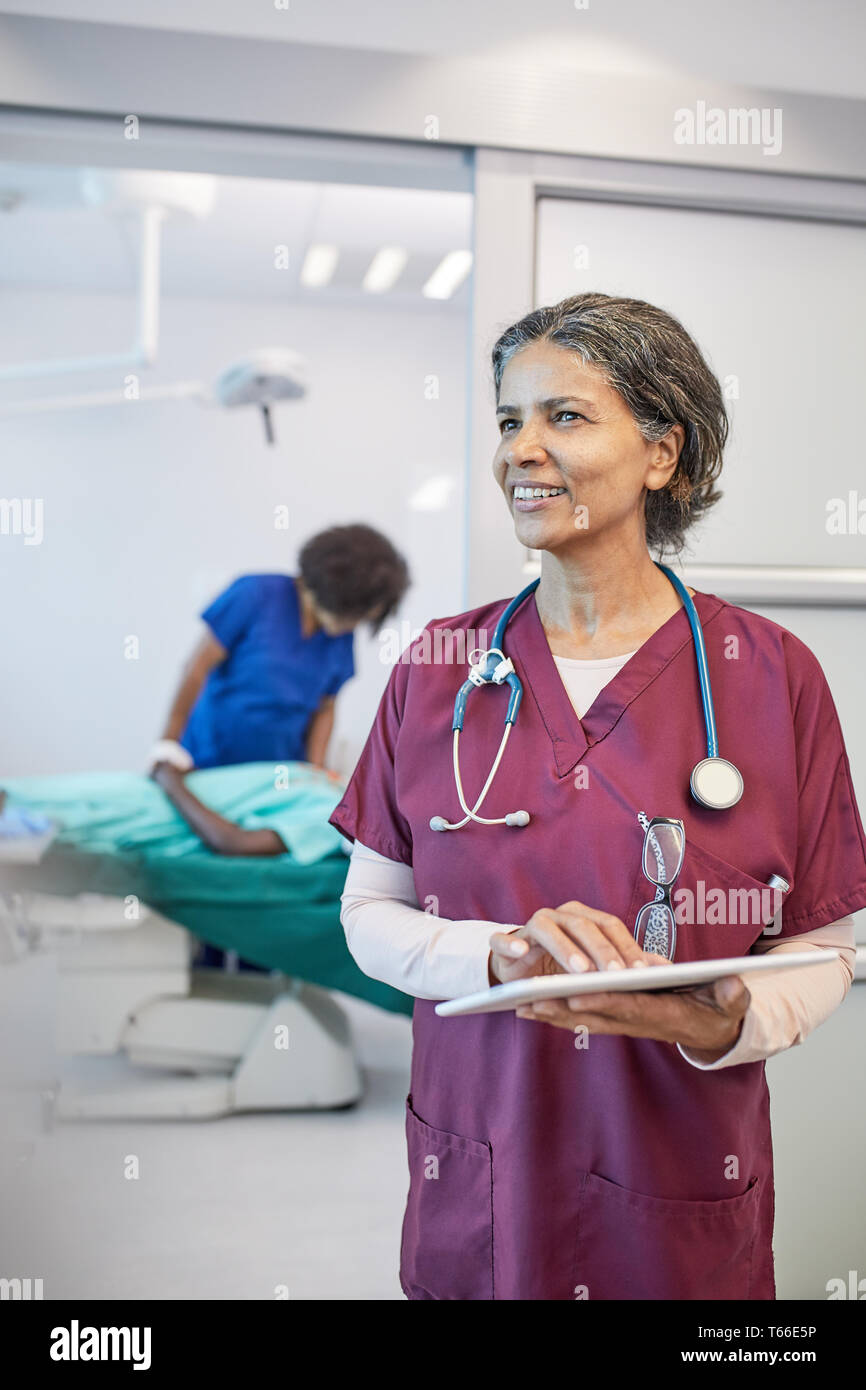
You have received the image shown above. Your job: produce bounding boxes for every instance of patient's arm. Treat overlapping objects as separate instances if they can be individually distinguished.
[151,764,285,857]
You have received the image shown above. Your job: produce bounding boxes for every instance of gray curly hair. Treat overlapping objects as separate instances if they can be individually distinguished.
[491,292,728,555]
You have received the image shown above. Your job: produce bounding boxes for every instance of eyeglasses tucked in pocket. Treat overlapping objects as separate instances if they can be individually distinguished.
[633,815,685,961]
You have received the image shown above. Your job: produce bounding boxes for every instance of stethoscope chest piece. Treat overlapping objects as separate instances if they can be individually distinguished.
[690,756,744,811]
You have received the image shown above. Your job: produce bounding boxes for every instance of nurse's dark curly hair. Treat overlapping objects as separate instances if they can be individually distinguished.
[491,292,728,556]
[299,524,410,630]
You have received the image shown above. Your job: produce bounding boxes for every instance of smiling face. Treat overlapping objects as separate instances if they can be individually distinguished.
[492,339,683,558]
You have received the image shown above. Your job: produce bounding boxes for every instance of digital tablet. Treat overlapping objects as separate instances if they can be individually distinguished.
[434,950,839,1017]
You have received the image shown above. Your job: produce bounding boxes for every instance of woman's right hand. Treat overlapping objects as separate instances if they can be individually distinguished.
[488,900,655,986]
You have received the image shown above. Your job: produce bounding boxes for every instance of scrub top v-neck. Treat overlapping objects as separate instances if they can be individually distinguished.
[552,650,637,722]
[331,586,866,1300]
[181,573,355,769]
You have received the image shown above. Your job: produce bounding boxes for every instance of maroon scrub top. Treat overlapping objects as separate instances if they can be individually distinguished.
[330,588,866,1301]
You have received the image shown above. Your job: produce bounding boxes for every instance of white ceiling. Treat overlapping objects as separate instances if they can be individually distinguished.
[1,0,864,100]
[0,167,473,305]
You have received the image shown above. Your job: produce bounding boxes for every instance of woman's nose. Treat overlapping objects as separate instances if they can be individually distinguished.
[503,422,548,463]
[507,440,548,467]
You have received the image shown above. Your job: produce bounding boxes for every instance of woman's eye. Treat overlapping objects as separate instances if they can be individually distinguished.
[499,411,585,432]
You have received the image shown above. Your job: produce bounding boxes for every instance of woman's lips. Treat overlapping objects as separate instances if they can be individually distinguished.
[512,492,568,512]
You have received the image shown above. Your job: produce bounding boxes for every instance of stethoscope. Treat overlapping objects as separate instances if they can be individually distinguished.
[429,562,744,832]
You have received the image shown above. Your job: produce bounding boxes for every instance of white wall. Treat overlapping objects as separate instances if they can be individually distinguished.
[535,196,866,571]
[0,288,469,774]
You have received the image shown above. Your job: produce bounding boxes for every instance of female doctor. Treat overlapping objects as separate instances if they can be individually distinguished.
[330,292,866,1301]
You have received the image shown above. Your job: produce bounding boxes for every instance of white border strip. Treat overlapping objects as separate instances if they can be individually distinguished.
[679,565,866,607]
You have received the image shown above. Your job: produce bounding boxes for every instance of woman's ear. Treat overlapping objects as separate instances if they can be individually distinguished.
[645,423,685,492]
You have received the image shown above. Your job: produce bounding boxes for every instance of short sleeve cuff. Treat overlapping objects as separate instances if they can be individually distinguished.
[773,882,866,937]
[329,808,413,866]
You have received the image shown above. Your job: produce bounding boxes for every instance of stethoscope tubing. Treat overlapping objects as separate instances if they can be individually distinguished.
[656,563,719,760]
[460,564,718,756]
[434,563,737,830]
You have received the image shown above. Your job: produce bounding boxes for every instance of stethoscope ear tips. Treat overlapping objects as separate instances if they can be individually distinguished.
[430,810,529,830]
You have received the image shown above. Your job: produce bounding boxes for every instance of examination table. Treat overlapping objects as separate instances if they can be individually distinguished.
[0,841,411,1122]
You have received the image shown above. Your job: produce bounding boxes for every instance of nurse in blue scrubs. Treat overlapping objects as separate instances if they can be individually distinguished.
[152,523,409,970]
[154,525,409,775]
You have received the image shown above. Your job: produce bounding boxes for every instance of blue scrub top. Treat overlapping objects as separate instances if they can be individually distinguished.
[180,574,355,769]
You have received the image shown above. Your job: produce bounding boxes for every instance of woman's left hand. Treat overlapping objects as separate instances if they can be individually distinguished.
[516,967,750,1059]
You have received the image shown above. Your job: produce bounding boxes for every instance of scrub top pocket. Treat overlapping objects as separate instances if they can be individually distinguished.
[626,836,781,962]
[572,1170,762,1300]
[400,1095,494,1301]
